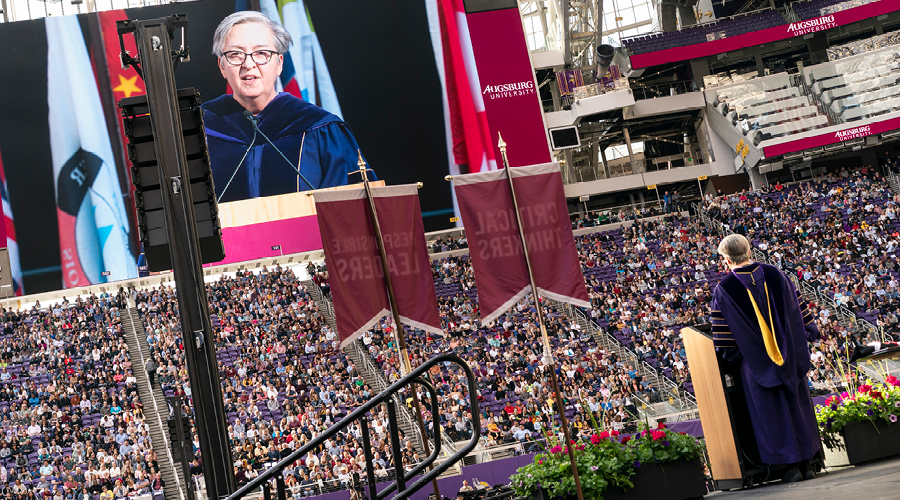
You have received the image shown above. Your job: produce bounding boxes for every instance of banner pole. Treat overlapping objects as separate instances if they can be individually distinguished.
[497,134,585,500]
[354,153,442,500]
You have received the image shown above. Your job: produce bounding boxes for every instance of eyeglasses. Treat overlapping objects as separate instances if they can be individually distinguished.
[221,50,279,66]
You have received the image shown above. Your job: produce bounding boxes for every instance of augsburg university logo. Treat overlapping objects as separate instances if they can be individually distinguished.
[482,81,535,99]
[787,15,836,36]
[835,126,872,141]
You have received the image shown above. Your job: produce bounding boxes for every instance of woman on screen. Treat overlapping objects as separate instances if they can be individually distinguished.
[203,11,372,203]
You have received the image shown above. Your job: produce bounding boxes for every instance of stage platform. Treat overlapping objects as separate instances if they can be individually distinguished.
[711,457,900,499]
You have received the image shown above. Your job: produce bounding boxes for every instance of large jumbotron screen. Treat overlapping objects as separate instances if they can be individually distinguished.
[0,0,453,294]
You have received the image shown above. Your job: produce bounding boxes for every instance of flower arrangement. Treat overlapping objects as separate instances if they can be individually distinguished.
[815,375,900,435]
[626,421,706,470]
[509,420,706,499]
[509,429,635,499]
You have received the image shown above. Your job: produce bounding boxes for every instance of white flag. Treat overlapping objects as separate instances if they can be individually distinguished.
[46,15,137,287]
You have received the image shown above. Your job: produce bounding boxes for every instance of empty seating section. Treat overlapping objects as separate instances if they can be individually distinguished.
[720,88,801,120]
[713,74,830,146]
[805,47,900,122]
[621,9,783,55]
[0,294,163,499]
[793,0,882,20]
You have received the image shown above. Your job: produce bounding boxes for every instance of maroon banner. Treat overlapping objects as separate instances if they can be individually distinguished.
[630,2,898,70]
[763,114,900,158]
[453,163,589,323]
[509,163,590,309]
[465,6,551,168]
[371,185,443,335]
[454,169,530,323]
[314,185,441,346]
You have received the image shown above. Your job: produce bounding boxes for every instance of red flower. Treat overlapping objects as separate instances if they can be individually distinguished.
[590,434,601,445]
[657,421,667,429]
[599,431,610,440]
[871,391,883,400]
[859,384,872,394]
[651,430,666,441]
[621,436,631,445]
[888,375,900,387]
[825,395,838,406]
[610,430,620,437]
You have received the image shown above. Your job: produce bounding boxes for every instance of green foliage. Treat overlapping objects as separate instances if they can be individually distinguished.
[509,433,635,499]
[509,423,706,499]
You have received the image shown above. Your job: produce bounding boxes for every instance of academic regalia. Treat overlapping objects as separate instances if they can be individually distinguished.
[711,262,820,465]
[202,93,372,203]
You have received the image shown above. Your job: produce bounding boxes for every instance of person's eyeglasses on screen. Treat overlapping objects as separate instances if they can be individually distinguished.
[222,50,278,66]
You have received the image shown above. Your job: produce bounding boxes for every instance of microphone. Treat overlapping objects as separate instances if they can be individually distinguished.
[243,110,315,191]
[217,120,257,203]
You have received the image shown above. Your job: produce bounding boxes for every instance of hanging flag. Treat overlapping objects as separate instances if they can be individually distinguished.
[46,15,138,288]
[257,0,343,117]
[0,150,22,296]
[463,5,551,168]
[314,184,442,345]
[453,162,590,323]
[438,0,496,173]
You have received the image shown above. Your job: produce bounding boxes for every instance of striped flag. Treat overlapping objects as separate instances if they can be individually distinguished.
[438,0,496,173]
[258,0,343,117]
[0,151,22,296]
[46,15,138,287]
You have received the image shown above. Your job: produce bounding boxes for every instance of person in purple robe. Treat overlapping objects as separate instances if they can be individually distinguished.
[711,234,820,482]
[203,12,372,203]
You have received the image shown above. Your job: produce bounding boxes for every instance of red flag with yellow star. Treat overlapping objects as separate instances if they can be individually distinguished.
[98,10,144,184]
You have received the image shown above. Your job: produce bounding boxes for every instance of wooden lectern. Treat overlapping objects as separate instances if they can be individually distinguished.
[682,325,823,490]
[682,325,745,490]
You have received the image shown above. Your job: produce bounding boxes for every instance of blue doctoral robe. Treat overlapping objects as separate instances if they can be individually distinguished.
[711,262,820,465]
[202,93,372,203]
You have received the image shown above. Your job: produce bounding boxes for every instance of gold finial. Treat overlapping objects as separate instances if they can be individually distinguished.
[416,182,424,189]
[444,175,453,181]
[357,150,366,171]
[497,132,507,153]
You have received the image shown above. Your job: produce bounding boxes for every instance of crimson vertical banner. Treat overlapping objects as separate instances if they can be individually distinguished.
[454,169,529,323]
[509,163,590,308]
[454,162,589,323]
[463,1,551,168]
[314,185,442,346]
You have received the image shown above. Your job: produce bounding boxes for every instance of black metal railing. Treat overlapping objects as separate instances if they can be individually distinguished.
[223,353,480,500]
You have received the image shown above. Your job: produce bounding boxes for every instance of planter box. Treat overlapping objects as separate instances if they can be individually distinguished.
[604,457,706,500]
[824,419,900,466]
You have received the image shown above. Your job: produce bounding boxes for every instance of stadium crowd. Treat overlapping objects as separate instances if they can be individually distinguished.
[1,164,893,499]
[362,253,671,450]
[706,167,900,393]
[0,292,166,500]
[137,267,423,496]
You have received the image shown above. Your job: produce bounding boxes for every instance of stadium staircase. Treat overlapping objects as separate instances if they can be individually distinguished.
[299,280,464,473]
[888,171,900,194]
[122,308,187,500]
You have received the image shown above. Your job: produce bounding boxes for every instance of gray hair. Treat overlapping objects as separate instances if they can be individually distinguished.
[212,11,293,57]
[717,234,751,264]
